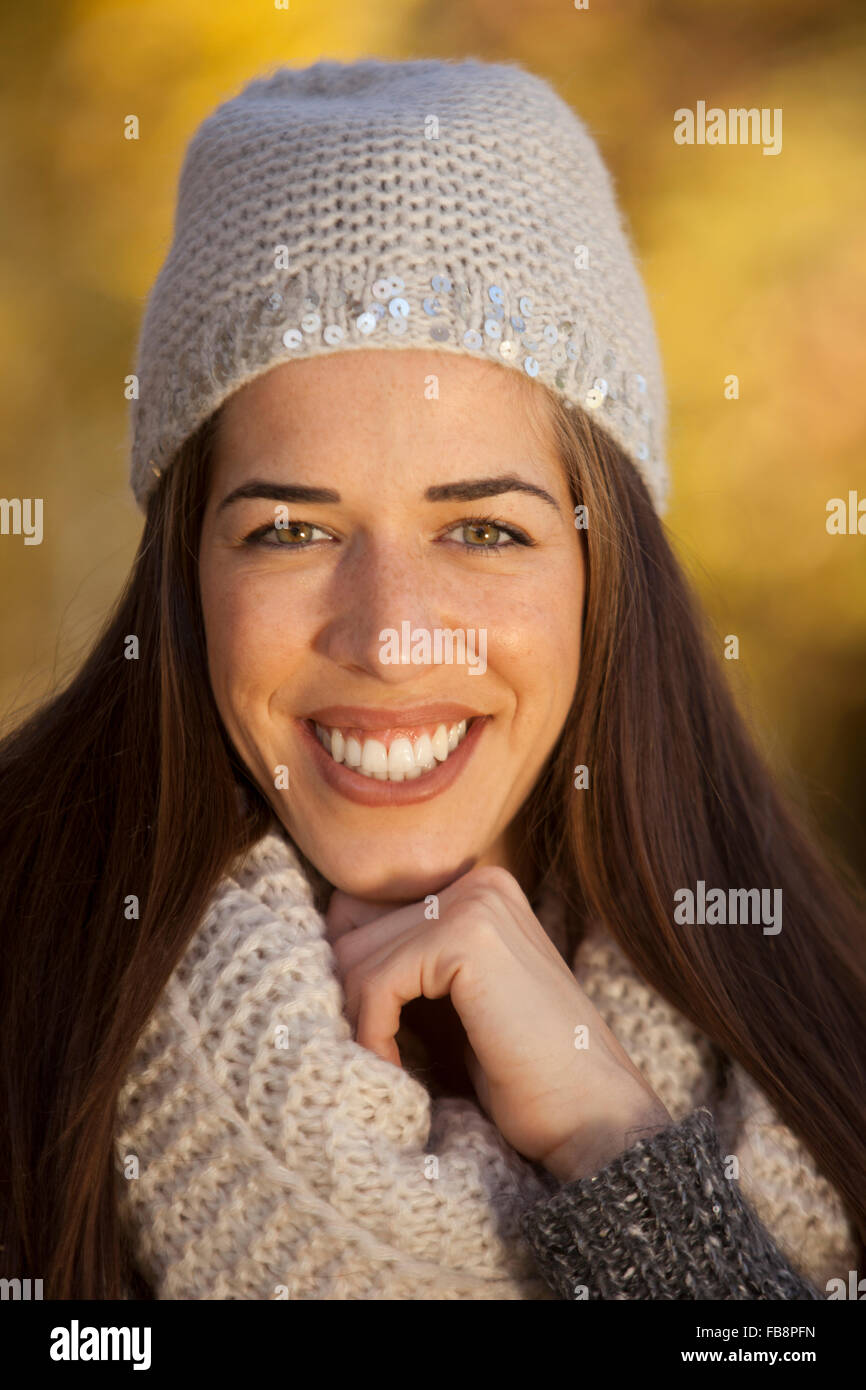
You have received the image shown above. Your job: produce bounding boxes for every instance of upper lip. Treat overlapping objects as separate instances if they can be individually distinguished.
[304,704,485,731]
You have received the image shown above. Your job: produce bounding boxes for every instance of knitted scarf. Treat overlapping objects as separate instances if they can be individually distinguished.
[115,825,856,1299]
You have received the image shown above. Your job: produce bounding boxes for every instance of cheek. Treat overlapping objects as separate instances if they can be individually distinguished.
[518,557,584,705]
[200,574,292,717]
[486,557,583,664]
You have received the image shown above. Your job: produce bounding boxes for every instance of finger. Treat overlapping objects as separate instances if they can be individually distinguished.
[348,932,456,1064]
[324,889,393,943]
[327,866,496,960]
[325,886,440,962]
[354,1000,403,1069]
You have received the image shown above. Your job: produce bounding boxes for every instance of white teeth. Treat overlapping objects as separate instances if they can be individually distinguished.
[413,732,434,768]
[344,735,362,768]
[387,737,416,782]
[312,718,476,781]
[431,724,450,761]
[360,738,388,780]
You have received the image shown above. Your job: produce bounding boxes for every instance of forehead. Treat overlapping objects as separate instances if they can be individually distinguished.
[213,349,554,461]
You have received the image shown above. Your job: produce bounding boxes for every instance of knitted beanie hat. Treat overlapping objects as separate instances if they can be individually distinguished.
[128,57,669,515]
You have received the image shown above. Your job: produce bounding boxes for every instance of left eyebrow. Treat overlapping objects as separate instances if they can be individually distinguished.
[424,474,560,512]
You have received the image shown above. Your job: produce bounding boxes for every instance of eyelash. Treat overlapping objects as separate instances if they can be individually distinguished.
[242,513,535,557]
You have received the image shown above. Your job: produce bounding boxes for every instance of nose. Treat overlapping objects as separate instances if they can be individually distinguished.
[316,532,453,682]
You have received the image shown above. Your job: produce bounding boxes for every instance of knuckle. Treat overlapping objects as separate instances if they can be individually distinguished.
[464,863,518,896]
[451,901,502,951]
[466,914,502,952]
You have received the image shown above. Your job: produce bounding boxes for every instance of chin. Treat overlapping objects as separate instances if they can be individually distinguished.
[307,846,480,906]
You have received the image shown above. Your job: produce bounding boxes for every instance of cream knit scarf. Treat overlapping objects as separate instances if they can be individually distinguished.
[115,825,857,1300]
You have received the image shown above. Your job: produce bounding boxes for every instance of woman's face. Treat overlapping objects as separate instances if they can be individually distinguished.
[198,349,584,903]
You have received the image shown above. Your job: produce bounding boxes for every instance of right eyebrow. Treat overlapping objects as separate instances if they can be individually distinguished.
[217,481,341,513]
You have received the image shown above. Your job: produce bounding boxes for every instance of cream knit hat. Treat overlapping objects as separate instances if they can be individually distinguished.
[128,57,669,514]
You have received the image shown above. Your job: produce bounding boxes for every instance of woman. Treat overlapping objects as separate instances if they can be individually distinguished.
[1,57,864,1301]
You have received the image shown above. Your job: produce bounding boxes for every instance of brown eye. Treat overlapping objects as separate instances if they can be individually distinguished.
[441,517,530,554]
[463,522,503,547]
[275,521,315,544]
[243,519,332,550]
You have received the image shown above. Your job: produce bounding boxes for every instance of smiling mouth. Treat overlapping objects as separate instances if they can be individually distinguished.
[306,717,477,782]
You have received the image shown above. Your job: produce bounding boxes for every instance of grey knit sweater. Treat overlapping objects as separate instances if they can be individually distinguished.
[518,1107,824,1299]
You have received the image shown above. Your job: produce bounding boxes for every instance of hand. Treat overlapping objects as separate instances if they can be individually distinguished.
[324,865,672,1181]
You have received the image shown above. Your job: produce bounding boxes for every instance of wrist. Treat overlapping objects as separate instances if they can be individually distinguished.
[541,1102,672,1183]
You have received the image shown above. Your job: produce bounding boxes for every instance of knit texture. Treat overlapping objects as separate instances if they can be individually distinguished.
[519,1109,824,1299]
[114,825,857,1300]
[128,57,668,514]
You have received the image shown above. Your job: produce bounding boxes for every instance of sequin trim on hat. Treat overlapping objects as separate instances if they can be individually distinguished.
[268,267,655,473]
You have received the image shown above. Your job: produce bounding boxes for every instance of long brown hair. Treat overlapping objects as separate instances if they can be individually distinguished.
[1,382,864,1297]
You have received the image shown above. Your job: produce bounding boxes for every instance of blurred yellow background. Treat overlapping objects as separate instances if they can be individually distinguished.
[1,0,864,878]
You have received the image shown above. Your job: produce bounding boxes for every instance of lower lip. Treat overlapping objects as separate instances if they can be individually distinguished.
[296,716,489,806]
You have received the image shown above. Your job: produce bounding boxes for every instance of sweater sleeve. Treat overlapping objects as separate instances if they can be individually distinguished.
[517,1107,824,1300]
